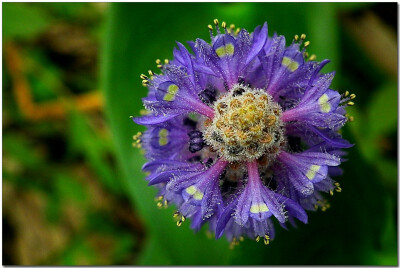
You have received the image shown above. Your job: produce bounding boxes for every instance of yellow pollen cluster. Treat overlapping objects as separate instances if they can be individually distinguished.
[203,84,285,162]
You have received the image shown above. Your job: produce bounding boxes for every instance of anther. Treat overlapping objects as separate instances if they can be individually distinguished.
[140,74,148,80]
[142,80,149,86]
[263,235,270,245]
[347,101,355,106]
[132,142,142,149]
[140,109,149,115]
[213,19,219,25]
[148,70,154,76]
[188,130,205,153]
[235,28,240,35]
[304,41,310,47]
[157,64,163,69]
[173,211,180,218]
[348,116,354,122]
[132,131,142,147]
[157,202,163,208]
[133,132,143,140]
[205,230,213,239]
[207,24,213,31]
[300,34,306,40]
[198,87,217,105]
[229,238,239,250]
[164,59,169,64]
[294,34,299,41]
[181,216,186,222]
[350,94,356,99]
[309,54,317,61]
[344,91,349,97]
[177,220,183,227]
[334,182,342,192]
[255,235,261,242]
[155,59,161,64]
[221,21,227,29]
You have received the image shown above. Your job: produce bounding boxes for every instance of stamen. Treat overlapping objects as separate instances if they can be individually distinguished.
[229,24,235,34]
[221,21,227,33]
[208,24,214,40]
[214,19,220,34]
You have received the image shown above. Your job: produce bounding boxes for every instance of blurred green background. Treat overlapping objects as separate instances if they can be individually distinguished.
[2,2,397,265]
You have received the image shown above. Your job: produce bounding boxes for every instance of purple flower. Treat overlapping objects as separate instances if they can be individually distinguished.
[133,19,354,247]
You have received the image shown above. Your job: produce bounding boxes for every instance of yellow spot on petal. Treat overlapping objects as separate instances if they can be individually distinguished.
[250,203,269,213]
[158,128,169,146]
[216,43,235,57]
[282,56,299,72]
[163,84,179,102]
[225,43,234,55]
[306,165,321,180]
[185,185,204,200]
[318,93,331,113]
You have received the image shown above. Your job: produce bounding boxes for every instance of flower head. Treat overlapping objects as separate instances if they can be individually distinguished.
[133,19,354,247]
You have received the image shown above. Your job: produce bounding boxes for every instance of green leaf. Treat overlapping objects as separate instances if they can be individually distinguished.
[101,3,232,265]
[366,80,397,138]
[306,3,340,79]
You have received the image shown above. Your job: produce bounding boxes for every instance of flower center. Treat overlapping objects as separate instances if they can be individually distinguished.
[203,84,285,163]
